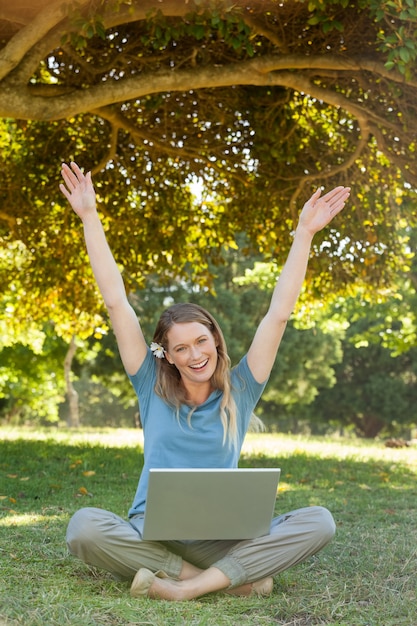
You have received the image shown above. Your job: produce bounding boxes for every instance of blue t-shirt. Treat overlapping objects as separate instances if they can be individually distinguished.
[127,349,267,516]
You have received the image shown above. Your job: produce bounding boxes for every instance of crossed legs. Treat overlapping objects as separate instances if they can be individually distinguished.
[66,505,336,600]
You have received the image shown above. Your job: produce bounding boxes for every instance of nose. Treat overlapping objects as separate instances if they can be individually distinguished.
[190,345,201,360]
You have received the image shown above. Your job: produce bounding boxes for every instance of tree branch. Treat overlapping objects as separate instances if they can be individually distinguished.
[92,105,249,184]
[288,117,371,223]
[0,209,16,228]
[0,53,407,125]
[241,10,289,53]
[2,0,201,83]
[252,53,417,88]
[91,120,119,175]
[0,0,89,81]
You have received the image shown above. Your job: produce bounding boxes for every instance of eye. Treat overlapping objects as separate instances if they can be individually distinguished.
[198,337,207,344]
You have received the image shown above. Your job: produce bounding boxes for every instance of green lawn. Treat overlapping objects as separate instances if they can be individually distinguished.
[0,428,416,626]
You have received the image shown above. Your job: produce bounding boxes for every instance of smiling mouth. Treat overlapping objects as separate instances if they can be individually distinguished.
[190,359,209,370]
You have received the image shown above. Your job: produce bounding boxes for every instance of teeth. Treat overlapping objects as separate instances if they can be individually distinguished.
[191,359,208,370]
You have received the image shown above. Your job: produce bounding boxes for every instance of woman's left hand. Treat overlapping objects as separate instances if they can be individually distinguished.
[298,186,350,236]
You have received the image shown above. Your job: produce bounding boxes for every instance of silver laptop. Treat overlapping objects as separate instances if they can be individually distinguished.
[142,467,280,541]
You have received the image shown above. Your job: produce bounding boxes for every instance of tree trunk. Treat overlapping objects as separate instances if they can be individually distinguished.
[64,335,80,428]
[353,413,385,438]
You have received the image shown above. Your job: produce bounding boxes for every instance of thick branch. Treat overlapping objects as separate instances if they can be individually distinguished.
[5,0,415,93]
[101,0,197,29]
[4,0,201,84]
[252,53,417,88]
[0,54,405,126]
[0,0,89,81]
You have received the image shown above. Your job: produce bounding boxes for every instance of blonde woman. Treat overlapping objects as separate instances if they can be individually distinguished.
[61,162,350,601]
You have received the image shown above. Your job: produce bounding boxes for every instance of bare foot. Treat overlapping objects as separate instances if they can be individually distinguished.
[131,568,200,601]
[226,576,274,597]
[131,566,260,601]
[148,576,188,601]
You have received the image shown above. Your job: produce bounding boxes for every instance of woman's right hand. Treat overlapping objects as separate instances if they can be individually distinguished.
[60,162,97,220]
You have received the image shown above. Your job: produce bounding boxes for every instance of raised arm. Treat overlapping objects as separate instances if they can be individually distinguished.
[60,162,147,375]
[247,186,350,383]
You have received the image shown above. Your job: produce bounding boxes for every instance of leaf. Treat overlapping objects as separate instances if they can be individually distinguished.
[399,47,410,63]
[82,470,96,477]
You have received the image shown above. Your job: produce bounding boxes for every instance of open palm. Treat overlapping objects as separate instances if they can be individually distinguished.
[299,186,350,236]
[60,162,97,219]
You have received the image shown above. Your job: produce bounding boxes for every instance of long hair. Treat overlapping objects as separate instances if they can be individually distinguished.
[152,302,238,448]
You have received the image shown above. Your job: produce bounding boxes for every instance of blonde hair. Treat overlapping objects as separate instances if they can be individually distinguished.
[152,303,238,448]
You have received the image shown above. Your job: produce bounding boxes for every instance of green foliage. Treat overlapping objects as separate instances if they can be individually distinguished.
[237,248,417,437]
[312,328,417,437]
[138,5,254,56]
[1,0,417,434]
[370,0,417,77]
[61,0,107,50]
[261,324,342,408]
[308,287,417,437]
[60,371,136,427]
[2,239,415,436]
[0,116,109,340]
[1,1,417,337]
[302,0,417,76]
[0,326,68,424]
[63,0,255,56]
[64,0,417,74]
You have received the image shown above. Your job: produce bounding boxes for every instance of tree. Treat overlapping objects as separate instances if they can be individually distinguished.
[308,263,417,438]
[311,316,417,437]
[63,335,80,427]
[0,323,68,424]
[236,243,417,437]
[0,0,416,337]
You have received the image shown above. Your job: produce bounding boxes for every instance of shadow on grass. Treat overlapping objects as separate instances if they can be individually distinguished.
[1,436,416,524]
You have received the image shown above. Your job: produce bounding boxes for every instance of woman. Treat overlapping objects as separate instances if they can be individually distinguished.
[60,162,350,601]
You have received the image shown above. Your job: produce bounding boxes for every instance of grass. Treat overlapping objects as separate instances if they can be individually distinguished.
[0,428,416,626]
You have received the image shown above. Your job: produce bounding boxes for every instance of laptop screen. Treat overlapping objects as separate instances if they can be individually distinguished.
[142,468,280,540]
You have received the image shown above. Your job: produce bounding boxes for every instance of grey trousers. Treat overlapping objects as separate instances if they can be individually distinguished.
[66,505,335,588]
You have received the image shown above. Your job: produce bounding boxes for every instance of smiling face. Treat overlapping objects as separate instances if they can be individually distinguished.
[165,321,219,392]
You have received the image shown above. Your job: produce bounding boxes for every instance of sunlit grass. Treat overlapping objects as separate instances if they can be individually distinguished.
[0,425,144,448]
[1,427,416,625]
[0,512,66,527]
[3,425,416,462]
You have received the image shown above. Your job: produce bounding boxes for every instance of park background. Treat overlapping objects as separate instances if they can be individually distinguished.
[0,0,416,440]
[0,1,416,625]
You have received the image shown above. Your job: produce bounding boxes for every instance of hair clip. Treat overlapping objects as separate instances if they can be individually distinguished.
[150,342,165,359]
